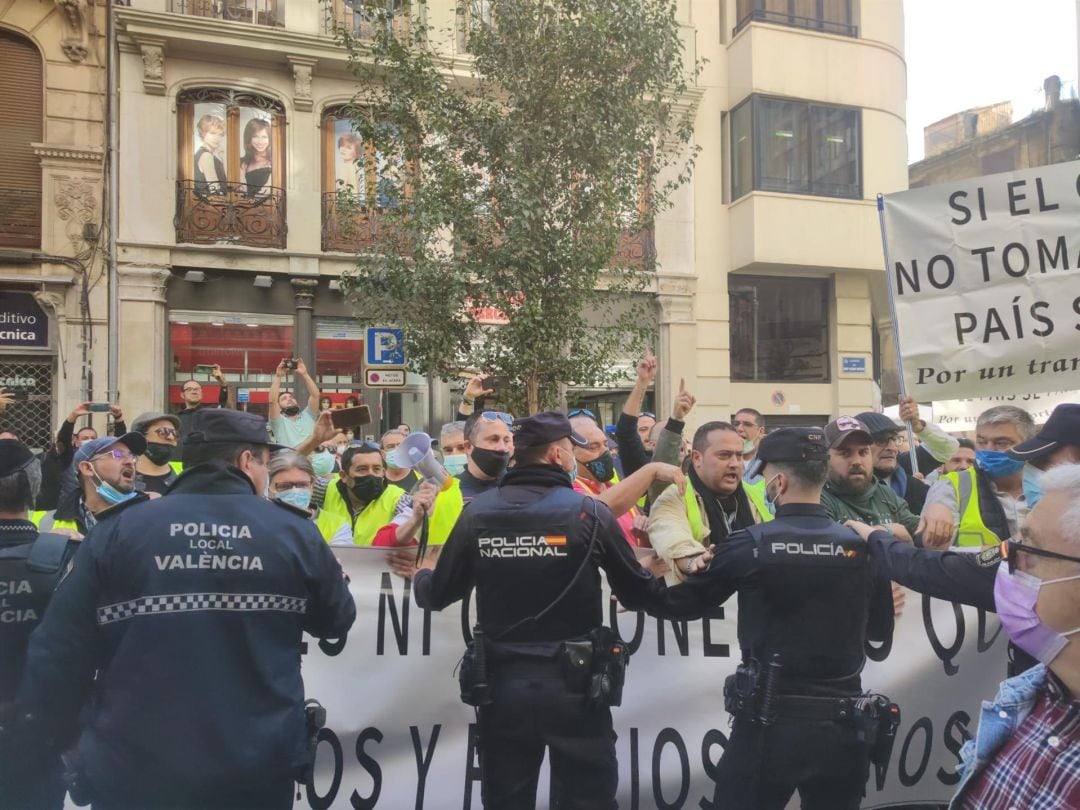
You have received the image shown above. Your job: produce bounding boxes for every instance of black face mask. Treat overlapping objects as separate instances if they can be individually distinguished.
[470,447,510,479]
[350,475,386,504]
[143,442,175,467]
[584,451,616,483]
[282,405,301,417]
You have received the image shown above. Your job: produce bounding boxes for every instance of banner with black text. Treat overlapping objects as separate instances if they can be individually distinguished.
[291,549,1007,810]
[881,160,1080,400]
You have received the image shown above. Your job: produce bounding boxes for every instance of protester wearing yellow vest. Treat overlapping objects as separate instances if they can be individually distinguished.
[648,421,773,582]
[375,411,516,547]
[919,405,1035,549]
[321,442,406,545]
[266,451,353,545]
[132,411,183,495]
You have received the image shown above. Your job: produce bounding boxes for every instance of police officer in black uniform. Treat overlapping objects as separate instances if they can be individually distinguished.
[13,409,356,810]
[392,411,671,810]
[655,428,895,810]
[0,440,85,809]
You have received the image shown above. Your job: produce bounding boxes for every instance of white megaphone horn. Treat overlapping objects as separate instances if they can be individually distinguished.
[390,432,453,491]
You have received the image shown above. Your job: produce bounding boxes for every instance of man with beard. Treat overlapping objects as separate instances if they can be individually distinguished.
[819,417,919,540]
[268,357,322,449]
[132,411,183,495]
[854,411,930,515]
[648,421,773,582]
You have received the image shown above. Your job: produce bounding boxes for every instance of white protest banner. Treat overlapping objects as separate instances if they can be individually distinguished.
[880,159,1080,401]
[933,389,1080,432]
[290,549,1007,810]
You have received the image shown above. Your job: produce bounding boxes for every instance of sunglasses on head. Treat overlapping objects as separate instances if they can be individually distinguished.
[479,411,513,425]
[639,411,656,420]
[1002,539,1080,574]
[348,440,382,453]
[568,408,596,420]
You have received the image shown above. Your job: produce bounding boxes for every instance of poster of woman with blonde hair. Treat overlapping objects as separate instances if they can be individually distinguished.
[193,105,226,196]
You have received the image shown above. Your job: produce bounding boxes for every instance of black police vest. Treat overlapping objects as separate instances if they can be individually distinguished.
[0,532,72,699]
[736,521,874,692]
[470,486,599,643]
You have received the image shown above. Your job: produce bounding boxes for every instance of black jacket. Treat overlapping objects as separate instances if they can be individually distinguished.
[413,464,668,643]
[17,461,355,805]
[654,503,895,696]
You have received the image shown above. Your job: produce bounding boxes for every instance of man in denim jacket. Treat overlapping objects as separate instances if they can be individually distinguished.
[949,464,1080,810]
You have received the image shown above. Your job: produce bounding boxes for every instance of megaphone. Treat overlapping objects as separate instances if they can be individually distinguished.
[390,432,453,491]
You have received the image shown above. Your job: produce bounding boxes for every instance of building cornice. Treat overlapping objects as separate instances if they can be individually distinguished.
[32,143,104,163]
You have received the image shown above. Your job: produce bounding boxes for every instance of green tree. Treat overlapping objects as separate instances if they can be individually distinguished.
[337,0,699,413]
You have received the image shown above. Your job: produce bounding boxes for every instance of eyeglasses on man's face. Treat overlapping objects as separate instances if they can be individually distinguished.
[182,385,202,393]
[873,434,903,448]
[1003,539,1080,574]
[92,448,138,464]
[151,427,179,439]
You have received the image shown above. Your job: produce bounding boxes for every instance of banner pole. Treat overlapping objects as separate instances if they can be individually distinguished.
[877,194,919,466]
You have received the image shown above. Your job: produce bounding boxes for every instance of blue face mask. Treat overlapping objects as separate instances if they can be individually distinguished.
[92,467,137,506]
[763,473,780,516]
[1022,464,1045,508]
[975,449,1025,479]
[311,452,336,478]
[276,488,313,511]
[443,454,468,476]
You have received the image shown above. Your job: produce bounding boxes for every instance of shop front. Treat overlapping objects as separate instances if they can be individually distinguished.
[0,289,57,451]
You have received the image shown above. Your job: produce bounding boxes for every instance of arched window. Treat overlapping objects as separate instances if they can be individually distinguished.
[0,29,44,248]
[175,89,287,248]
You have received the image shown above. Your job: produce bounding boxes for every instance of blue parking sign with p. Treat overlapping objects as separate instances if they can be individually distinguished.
[366,327,405,366]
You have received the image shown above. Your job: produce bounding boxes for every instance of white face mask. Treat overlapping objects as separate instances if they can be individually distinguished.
[742,439,756,455]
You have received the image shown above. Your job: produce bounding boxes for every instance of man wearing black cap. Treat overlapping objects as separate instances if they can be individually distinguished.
[1007,403,1080,510]
[655,428,895,810]
[0,440,82,808]
[15,408,356,810]
[390,411,671,809]
[854,410,931,515]
[819,417,920,540]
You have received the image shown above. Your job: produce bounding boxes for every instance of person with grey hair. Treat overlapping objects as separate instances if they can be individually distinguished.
[920,405,1037,548]
[439,420,468,476]
[268,451,352,546]
[381,428,421,490]
[944,462,1080,809]
[0,441,84,807]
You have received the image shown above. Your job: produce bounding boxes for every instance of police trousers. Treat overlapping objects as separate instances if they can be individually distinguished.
[712,715,870,810]
[477,660,618,810]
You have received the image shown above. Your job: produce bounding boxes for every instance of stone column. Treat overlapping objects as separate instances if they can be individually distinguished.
[117,264,172,416]
[292,278,319,409]
[656,274,696,418]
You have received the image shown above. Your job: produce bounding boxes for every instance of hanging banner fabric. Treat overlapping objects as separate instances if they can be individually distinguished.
[288,549,1008,810]
[880,159,1080,401]
[933,389,1080,432]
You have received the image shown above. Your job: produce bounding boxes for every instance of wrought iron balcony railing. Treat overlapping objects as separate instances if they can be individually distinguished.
[175,180,286,249]
[321,0,409,39]
[168,0,282,27]
[734,8,857,38]
[321,192,380,252]
[0,187,42,249]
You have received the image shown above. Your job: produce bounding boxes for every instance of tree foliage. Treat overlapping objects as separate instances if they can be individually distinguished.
[337,0,699,413]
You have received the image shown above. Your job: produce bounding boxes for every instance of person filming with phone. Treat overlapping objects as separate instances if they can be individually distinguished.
[177,363,235,444]
[269,357,322,448]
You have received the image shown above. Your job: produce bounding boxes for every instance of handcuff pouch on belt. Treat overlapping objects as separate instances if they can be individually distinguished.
[580,625,629,707]
[855,694,901,767]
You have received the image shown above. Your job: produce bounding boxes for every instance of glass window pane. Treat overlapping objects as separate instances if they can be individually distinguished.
[731,102,753,199]
[792,0,816,22]
[810,105,859,198]
[821,0,851,26]
[755,98,809,194]
[729,275,830,382]
[315,319,364,398]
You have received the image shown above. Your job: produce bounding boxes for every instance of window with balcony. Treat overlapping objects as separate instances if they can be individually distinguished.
[175,89,286,248]
[457,0,494,52]
[321,106,408,252]
[730,96,861,200]
[734,0,856,37]
[169,0,282,27]
[729,275,830,382]
[0,30,43,248]
[322,0,409,39]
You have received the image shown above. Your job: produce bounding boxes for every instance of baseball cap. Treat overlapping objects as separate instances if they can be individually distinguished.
[855,411,903,437]
[0,439,35,477]
[748,427,828,479]
[73,433,148,466]
[823,416,873,449]
[131,411,181,435]
[1007,403,1080,461]
[512,411,588,452]
[184,409,287,451]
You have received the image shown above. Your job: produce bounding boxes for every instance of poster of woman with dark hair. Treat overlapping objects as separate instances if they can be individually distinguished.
[240,112,272,198]
[193,107,226,196]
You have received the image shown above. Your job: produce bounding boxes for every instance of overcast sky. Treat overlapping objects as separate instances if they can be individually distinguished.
[905,0,1078,163]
